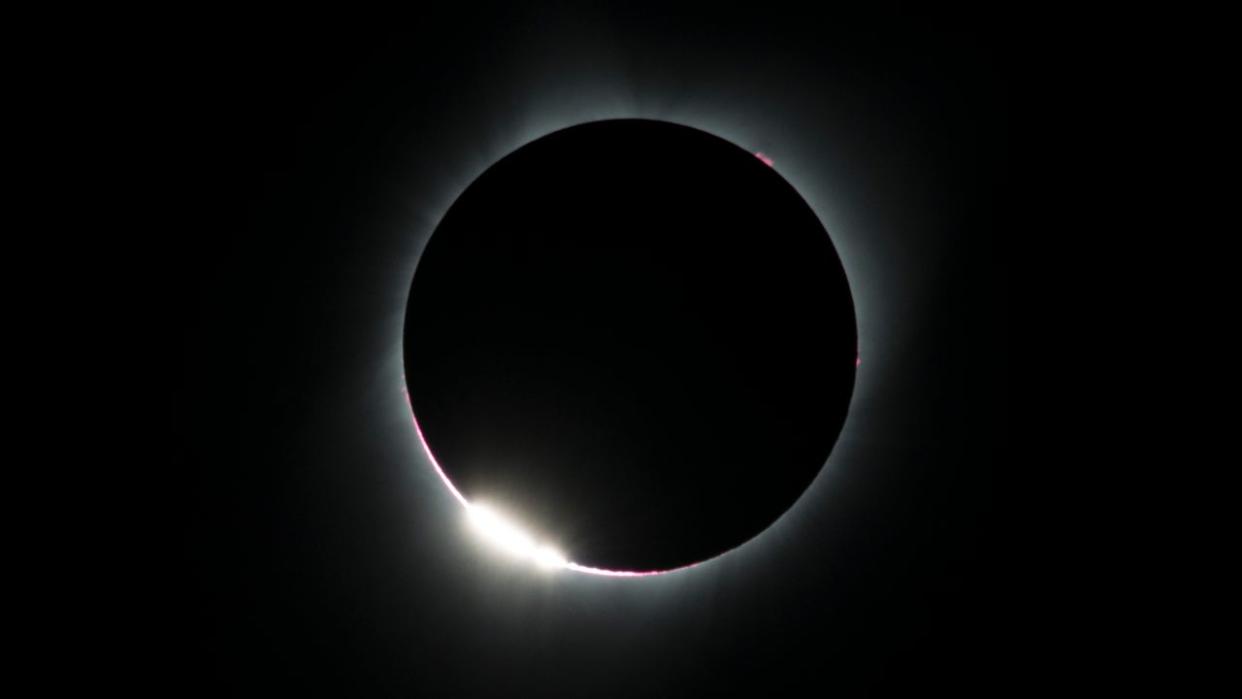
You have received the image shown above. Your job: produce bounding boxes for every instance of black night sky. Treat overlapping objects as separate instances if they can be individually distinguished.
[177,8,1008,695]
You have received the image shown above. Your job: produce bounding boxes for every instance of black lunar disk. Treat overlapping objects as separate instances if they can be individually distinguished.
[404,119,856,573]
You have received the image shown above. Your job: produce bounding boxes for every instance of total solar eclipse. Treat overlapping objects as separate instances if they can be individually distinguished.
[404,119,857,575]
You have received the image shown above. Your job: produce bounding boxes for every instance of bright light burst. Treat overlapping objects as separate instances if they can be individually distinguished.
[467,502,568,570]
[407,386,706,577]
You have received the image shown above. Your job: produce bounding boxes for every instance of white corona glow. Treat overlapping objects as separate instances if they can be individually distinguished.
[467,503,568,570]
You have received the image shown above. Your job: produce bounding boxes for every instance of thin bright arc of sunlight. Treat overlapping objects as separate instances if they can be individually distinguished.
[402,384,467,507]
[403,381,706,578]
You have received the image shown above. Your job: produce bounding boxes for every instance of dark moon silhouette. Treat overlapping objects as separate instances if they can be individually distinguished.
[404,119,856,573]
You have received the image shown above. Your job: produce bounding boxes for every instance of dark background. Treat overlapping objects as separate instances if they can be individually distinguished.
[175,7,1008,695]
